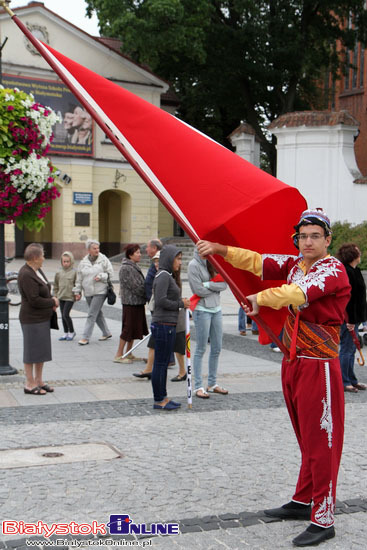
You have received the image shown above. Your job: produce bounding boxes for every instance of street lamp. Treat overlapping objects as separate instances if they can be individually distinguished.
[0,4,17,375]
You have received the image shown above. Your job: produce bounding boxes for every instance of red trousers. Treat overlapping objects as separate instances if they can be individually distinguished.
[281,356,345,527]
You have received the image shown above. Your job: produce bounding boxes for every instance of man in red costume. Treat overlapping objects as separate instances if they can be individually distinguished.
[197,209,350,547]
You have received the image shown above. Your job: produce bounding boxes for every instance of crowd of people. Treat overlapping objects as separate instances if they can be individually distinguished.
[19,232,367,405]
[18,238,230,407]
[18,209,367,547]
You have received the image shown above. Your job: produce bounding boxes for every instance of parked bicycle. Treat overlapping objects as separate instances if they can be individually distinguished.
[5,257,20,306]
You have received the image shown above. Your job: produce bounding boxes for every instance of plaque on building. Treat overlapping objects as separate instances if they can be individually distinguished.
[75,213,90,227]
[73,192,93,205]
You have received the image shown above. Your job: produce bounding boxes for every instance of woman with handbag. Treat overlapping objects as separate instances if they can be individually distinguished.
[114,243,148,364]
[18,243,59,395]
[73,240,113,345]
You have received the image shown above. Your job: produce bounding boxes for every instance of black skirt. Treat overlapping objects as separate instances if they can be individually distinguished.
[120,304,148,341]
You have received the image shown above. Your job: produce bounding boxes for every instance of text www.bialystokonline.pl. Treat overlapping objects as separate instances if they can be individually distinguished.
[25,539,152,547]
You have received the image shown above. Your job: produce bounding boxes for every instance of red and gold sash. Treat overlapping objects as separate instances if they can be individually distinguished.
[283,312,340,359]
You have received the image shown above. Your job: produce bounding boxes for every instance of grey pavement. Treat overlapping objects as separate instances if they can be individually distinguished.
[0,258,366,549]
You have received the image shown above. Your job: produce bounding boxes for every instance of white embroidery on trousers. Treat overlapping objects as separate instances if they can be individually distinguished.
[320,361,333,448]
[314,481,334,526]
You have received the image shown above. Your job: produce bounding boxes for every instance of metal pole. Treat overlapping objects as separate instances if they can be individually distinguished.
[0,27,17,375]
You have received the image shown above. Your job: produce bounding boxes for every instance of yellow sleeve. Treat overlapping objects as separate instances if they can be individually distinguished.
[257,283,306,310]
[224,246,262,277]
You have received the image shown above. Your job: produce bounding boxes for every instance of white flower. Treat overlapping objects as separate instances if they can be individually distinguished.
[5,152,52,203]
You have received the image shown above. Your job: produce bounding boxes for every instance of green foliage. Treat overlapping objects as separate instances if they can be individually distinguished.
[329,221,367,269]
[86,0,367,174]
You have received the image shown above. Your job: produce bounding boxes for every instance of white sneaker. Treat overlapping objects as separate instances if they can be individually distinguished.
[272,347,281,353]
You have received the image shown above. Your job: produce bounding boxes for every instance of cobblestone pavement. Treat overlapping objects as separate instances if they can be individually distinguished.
[1,261,366,549]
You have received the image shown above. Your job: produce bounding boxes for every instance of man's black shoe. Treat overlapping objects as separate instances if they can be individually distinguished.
[292,525,335,547]
[264,502,311,520]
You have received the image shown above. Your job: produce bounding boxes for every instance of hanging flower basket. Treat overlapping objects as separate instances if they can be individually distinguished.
[0,86,61,231]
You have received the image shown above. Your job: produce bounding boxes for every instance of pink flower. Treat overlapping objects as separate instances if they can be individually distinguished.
[7,105,14,111]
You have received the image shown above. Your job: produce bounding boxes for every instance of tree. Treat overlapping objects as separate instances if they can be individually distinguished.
[86,1,367,174]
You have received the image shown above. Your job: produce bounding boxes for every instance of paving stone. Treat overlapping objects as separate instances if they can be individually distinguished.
[218,512,241,520]
[199,522,220,531]
[180,518,202,526]
[200,515,219,524]
[344,498,366,506]
[218,520,241,529]
[239,517,261,527]
[179,525,202,534]
[3,540,28,548]
[260,516,283,523]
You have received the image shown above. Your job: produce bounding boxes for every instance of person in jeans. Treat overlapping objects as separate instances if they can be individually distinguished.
[188,247,228,399]
[53,251,77,341]
[151,245,190,410]
[73,240,113,345]
[337,243,367,392]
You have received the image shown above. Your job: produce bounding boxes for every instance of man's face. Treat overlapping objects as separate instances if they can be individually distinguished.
[146,241,157,258]
[298,224,331,264]
[63,112,74,130]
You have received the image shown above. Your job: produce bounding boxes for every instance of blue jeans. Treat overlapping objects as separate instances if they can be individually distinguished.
[339,323,358,387]
[151,323,176,402]
[193,309,222,390]
[238,307,257,331]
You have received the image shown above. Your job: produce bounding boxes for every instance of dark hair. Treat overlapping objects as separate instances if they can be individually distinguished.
[124,243,140,259]
[172,252,182,290]
[206,260,216,279]
[337,243,360,265]
[24,243,44,261]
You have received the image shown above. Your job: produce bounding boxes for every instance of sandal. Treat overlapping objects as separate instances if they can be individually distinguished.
[40,384,54,393]
[353,383,366,390]
[207,384,228,395]
[195,388,210,399]
[24,386,46,395]
[344,385,358,393]
[171,374,187,382]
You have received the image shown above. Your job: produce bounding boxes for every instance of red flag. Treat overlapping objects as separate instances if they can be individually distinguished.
[8,11,307,345]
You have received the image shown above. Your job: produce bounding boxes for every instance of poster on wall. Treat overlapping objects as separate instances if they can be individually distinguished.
[3,74,93,157]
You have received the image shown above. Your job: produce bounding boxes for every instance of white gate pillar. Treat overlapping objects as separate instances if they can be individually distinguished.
[269,111,367,224]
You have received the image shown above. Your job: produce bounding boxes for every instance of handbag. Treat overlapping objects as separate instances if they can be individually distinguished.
[50,310,59,330]
[106,276,117,305]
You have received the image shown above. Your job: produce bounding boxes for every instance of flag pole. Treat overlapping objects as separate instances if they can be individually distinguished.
[4,7,288,357]
[185,309,192,409]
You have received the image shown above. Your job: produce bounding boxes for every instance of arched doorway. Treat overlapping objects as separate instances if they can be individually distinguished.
[99,190,131,257]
